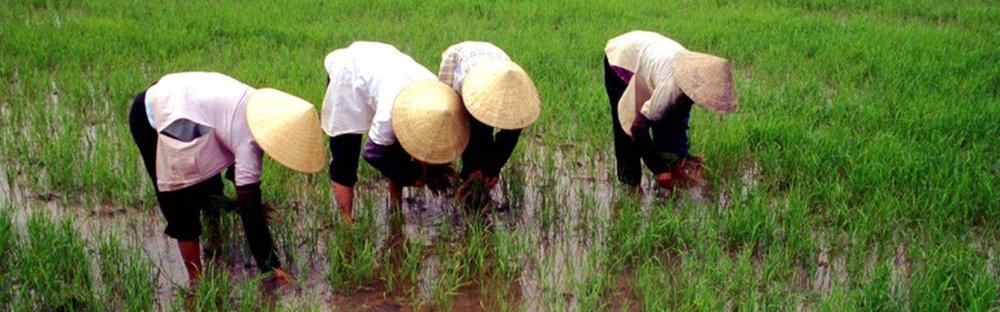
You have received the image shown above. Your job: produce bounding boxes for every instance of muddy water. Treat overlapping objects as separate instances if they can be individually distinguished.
[80,208,188,308]
[0,165,186,307]
[0,167,10,206]
[0,140,712,311]
[0,145,632,311]
[2,165,66,229]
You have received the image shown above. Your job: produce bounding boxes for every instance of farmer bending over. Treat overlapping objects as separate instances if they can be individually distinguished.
[322,41,470,225]
[604,30,737,194]
[438,42,540,207]
[128,72,324,284]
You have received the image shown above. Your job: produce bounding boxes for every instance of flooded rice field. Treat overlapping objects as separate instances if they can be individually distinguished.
[0,145,663,310]
[0,141,992,311]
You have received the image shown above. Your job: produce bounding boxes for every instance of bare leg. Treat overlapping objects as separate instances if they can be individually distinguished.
[332,182,354,226]
[388,179,403,210]
[177,239,202,284]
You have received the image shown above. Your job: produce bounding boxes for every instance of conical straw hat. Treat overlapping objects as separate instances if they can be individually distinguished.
[391,80,470,164]
[461,59,541,130]
[246,88,325,173]
[671,51,738,114]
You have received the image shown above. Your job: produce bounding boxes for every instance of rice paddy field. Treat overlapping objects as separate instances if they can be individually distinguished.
[2,0,999,311]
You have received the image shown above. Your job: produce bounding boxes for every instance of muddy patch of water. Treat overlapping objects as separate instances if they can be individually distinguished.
[890,242,911,303]
[1,139,708,310]
[0,166,10,206]
[812,238,847,296]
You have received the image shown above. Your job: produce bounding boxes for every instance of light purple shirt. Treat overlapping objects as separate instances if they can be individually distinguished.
[146,72,262,191]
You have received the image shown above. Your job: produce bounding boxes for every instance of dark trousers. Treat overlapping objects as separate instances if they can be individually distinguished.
[604,57,691,186]
[129,90,222,240]
[128,91,278,272]
[459,118,521,179]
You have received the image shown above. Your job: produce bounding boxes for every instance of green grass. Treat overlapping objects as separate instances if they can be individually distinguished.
[16,210,98,310]
[97,232,158,311]
[0,207,18,306]
[2,0,999,310]
[325,203,380,290]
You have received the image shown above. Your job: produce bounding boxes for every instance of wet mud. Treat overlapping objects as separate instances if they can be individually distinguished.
[0,146,814,311]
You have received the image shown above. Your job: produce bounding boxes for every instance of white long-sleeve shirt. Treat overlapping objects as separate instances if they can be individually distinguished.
[605,31,688,122]
[320,41,436,146]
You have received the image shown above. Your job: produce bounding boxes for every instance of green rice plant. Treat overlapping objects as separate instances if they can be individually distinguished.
[492,220,524,279]
[325,209,379,290]
[298,205,327,267]
[848,260,898,311]
[608,195,643,271]
[0,207,18,307]
[398,233,426,299]
[236,274,270,312]
[478,271,518,311]
[502,157,528,212]
[15,210,98,310]
[609,196,692,272]
[96,232,157,311]
[908,237,998,311]
[172,264,279,312]
[430,251,469,310]
[459,216,490,279]
[719,190,778,252]
[175,266,232,312]
[571,251,613,311]
[269,201,301,273]
[668,247,726,311]
[1,0,1000,309]
[379,251,399,296]
[274,292,324,312]
[635,260,671,310]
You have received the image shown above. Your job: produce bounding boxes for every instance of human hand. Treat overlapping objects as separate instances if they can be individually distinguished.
[655,172,675,190]
[272,268,294,286]
[467,170,484,182]
[673,157,707,187]
[424,164,457,195]
[464,171,498,190]
[483,175,499,190]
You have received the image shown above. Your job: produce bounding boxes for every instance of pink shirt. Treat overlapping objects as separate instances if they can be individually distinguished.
[146,72,262,192]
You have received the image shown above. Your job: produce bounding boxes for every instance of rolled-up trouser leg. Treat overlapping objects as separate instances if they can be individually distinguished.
[329,134,362,187]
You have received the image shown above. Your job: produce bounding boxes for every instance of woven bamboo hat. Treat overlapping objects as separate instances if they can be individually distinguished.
[391,80,470,164]
[461,59,541,130]
[246,88,325,173]
[671,51,737,114]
